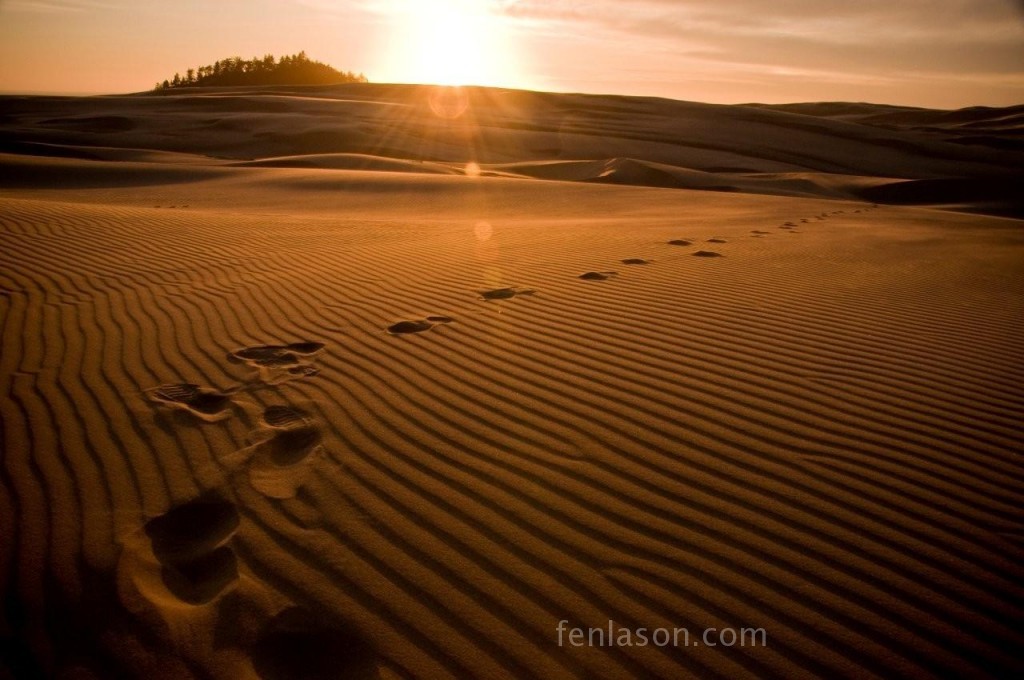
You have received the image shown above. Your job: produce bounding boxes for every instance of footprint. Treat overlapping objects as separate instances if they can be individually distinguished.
[387,320,432,335]
[692,251,723,257]
[782,222,797,227]
[231,342,324,366]
[707,238,727,243]
[252,607,379,680]
[263,404,311,429]
[386,316,453,335]
[667,239,693,246]
[264,424,321,467]
[145,493,239,562]
[620,258,650,265]
[230,342,325,385]
[480,286,533,301]
[146,383,234,422]
[578,271,617,281]
[242,406,325,499]
[143,493,241,604]
[751,230,770,235]
[159,546,239,606]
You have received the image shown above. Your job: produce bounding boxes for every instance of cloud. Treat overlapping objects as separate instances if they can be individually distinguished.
[496,0,1024,102]
[497,0,1024,52]
[498,0,1023,29]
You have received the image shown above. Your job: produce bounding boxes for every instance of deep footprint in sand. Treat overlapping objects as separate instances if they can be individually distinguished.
[667,239,693,246]
[243,406,325,499]
[147,383,234,422]
[751,230,770,235]
[143,493,241,604]
[387,316,454,335]
[707,238,727,243]
[692,250,724,257]
[252,607,379,680]
[480,286,534,301]
[621,258,650,265]
[159,547,238,606]
[578,271,617,281]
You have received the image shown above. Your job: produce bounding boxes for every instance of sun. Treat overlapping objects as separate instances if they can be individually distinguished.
[375,0,524,87]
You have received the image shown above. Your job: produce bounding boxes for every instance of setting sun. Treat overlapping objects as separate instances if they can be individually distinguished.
[375,0,524,87]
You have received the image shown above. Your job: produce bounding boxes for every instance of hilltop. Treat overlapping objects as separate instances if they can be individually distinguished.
[153,51,366,90]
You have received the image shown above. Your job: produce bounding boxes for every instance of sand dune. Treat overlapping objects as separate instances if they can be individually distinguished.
[2,84,1021,215]
[1,84,1023,678]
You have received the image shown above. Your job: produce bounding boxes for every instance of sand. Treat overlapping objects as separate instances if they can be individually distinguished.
[1,84,1022,679]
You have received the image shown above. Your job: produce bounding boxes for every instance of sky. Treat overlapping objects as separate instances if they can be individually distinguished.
[0,0,1022,108]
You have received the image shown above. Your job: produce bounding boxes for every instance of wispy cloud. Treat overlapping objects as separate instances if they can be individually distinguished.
[496,0,1024,103]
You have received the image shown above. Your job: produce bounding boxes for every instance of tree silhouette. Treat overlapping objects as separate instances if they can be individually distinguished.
[154,52,367,90]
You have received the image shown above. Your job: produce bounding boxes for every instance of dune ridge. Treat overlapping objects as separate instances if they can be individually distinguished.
[2,84,1021,217]
[1,84,1023,678]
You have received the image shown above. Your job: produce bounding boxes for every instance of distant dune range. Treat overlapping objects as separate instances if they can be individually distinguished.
[0,84,1022,678]
[1,83,1022,216]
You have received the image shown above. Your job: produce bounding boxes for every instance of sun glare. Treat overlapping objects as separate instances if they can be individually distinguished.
[376,0,524,87]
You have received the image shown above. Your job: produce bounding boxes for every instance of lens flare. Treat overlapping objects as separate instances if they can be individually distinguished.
[474,220,493,241]
[428,86,470,119]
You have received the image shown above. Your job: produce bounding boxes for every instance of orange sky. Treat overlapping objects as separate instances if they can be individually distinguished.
[0,0,1022,108]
